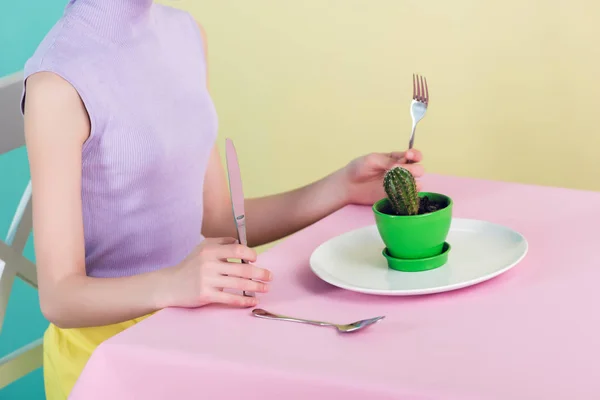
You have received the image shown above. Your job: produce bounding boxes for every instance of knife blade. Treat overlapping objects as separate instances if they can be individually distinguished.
[225,138,254,297]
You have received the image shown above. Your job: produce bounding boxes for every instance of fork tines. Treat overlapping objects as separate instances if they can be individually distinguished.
[413,74,429,105]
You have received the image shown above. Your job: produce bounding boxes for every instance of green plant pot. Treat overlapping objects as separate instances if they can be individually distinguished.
[382,242,451,272]
[372,192,453,260]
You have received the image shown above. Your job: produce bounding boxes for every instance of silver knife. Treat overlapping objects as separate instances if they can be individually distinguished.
[225,138,254,297]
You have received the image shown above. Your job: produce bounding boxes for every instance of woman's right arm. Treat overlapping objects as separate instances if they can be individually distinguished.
[23,72,271,329]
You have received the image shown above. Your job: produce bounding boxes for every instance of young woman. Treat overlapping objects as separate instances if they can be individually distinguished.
[21,0,424,398]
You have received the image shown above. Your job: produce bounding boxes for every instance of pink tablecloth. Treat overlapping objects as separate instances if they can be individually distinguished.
[69,174,600,400]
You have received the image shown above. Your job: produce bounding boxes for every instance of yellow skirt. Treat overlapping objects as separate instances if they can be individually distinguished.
[43,314,152,400]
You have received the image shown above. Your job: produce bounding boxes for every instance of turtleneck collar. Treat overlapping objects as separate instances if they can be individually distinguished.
[65,0,154,43]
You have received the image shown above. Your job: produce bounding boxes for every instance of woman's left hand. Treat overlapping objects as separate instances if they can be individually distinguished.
[341,149,424,206]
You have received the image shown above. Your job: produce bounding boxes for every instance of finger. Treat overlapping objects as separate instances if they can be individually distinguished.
[214,244,258,263]
[375,150,422,169]
[388,151,406,161]
[208,291,259,308]
[219,261,273,281]
[212,275,270,293]
[404,149,423,163]
[202,237,238,246]
[362,153,394,170]
[398,163,425,178]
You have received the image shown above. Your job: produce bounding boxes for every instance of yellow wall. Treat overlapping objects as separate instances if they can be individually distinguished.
[166,0,599,200]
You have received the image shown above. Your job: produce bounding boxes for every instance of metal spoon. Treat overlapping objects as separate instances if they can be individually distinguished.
[251,308,385,333]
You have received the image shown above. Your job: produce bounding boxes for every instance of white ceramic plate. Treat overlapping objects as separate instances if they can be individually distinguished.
[309,218,528,296]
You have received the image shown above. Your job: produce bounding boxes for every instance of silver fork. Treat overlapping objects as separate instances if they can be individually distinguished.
[408,74,429,149]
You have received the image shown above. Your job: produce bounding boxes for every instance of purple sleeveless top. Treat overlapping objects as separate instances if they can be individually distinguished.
[22,0,217,278]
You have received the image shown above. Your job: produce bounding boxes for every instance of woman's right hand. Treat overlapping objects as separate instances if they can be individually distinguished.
[161,237,272,309]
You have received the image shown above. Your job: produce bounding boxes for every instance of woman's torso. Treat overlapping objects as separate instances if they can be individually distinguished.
[22,0,217,278]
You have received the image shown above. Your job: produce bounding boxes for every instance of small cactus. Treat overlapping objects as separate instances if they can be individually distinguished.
[383,166,420,215]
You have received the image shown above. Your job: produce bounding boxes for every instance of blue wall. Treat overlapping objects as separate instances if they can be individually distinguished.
[1,1,66,398]
[0,2,65,76]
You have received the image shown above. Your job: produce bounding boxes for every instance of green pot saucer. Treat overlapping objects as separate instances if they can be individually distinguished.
[382,242,451,272]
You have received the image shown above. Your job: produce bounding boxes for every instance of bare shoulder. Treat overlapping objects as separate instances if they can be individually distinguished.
[24,71,90,144]
[25,71,82,105]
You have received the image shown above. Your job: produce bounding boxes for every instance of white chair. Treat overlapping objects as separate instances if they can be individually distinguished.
[0,71,43,389]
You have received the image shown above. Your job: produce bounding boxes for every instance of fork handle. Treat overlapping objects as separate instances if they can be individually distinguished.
[406,124,417,163]
[408,123,417,148]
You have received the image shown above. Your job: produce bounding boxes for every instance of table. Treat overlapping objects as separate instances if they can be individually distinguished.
[69,174,600,399]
